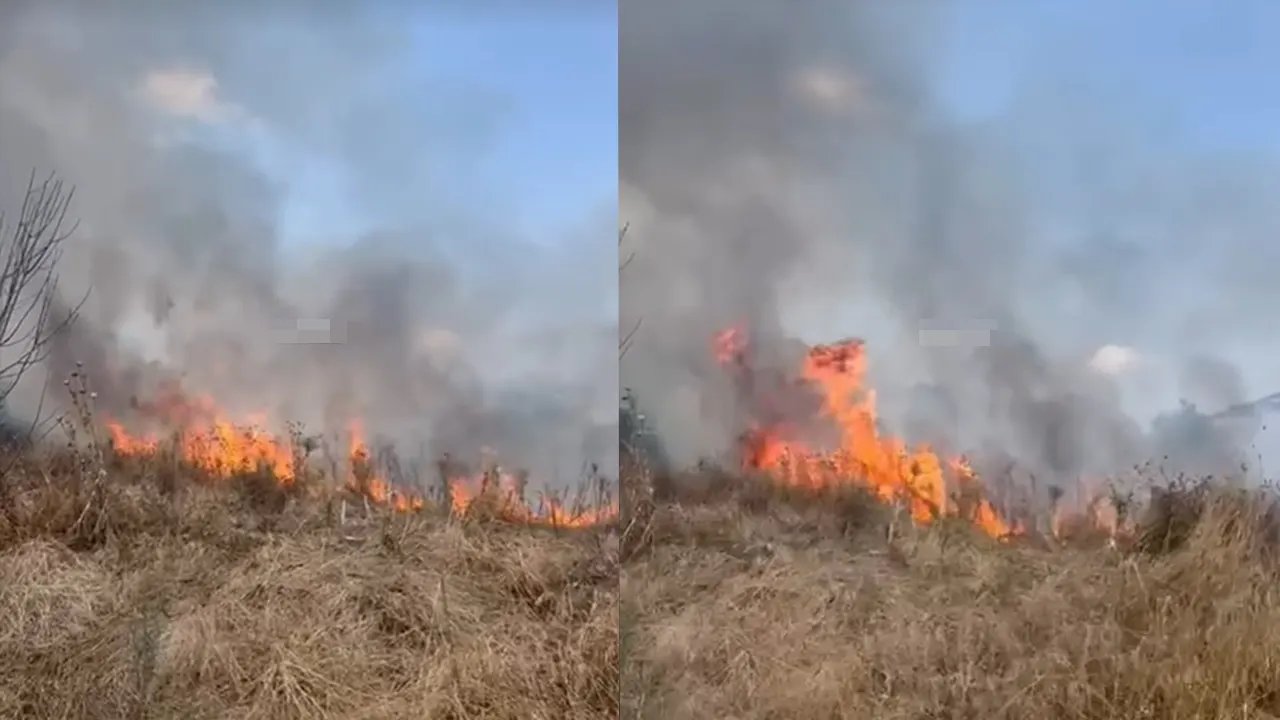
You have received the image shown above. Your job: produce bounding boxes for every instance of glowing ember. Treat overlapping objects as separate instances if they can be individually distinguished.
[714,325,1018,539]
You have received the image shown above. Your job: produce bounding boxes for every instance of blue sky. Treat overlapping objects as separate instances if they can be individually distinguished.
[934,1,1280,151]
[241,6,617,251]
[403,10,617,236]
[926,1,1280,449]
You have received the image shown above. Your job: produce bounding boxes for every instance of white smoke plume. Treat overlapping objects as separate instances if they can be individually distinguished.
[0,1,617,491]
[620,1,1278,486]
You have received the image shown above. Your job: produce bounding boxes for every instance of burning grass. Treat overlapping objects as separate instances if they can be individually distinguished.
[619,324,1280,717]
[94,376,617,530]
[713,326,1017,538]
[621,464,1280,720]
[0,374,619,719]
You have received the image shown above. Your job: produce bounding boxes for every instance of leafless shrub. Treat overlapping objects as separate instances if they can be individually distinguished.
[0,172,83,409]
[0,172,84,488]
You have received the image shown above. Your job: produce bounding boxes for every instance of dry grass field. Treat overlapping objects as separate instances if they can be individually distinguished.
[9,416,1280,720]
[621,466,1280,720]
[0,446,619,720]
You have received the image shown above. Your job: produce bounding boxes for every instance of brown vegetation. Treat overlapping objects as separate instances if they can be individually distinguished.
[0,442,618,719]
[621,465,1280,720]
[0,176,619,719]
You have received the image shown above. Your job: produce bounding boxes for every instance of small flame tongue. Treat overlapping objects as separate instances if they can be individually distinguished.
[715,325,1018,539]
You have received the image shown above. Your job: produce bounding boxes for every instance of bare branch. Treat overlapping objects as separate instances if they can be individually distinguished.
[617,223,638,271]
[0,171,81,446]
[619,317,642,360]
[618,223,640,359]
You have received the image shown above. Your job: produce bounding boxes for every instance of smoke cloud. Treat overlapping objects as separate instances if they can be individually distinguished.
[0,2,617,490]
[620,1,1278,485]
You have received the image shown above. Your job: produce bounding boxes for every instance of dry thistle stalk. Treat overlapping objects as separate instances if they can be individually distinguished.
[62,366,111,542]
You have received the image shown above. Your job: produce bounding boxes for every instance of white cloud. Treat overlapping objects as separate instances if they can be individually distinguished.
[137,67,245,124]
[1089,344,1143,376]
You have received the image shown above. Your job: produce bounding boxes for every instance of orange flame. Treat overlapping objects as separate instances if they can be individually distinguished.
[1049,476,1132,545]
[447,465,619,528]
[345,419,425,512]
[715,326,1018,539]
[712,325,749,366]
[344,425,618,525]
[104,387,616,527]
[106,395,295,485]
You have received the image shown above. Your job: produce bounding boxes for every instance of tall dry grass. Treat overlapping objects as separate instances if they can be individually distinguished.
[0,438,618,720]
[621,465,1280,720]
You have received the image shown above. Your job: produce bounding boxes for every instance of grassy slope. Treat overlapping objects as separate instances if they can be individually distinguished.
[622,471,1280,720]
[0,456,618,720]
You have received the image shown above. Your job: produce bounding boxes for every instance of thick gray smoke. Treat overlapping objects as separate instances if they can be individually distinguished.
[0,2,617,491]
[620,0,1277,486]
